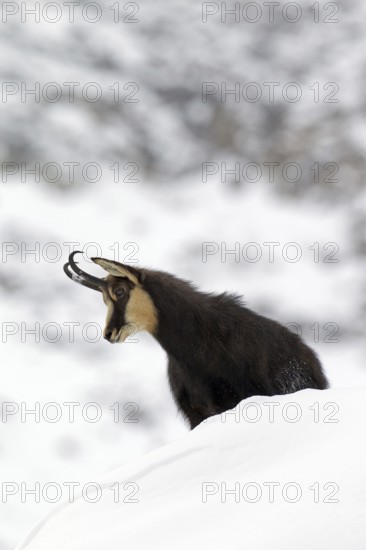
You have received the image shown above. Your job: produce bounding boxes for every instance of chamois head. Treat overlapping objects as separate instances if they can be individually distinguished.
[64,251,157,343]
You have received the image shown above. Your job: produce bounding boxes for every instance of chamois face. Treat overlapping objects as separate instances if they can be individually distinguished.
[92,259,158,344]
[102,275,136,343]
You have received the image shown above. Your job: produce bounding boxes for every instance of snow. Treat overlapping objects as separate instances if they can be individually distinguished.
[16,388,366,550]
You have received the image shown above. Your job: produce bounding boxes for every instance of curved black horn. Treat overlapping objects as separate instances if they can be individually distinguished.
[64,251,107,292]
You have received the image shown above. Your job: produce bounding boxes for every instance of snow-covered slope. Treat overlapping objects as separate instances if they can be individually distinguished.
[16,388,366,550]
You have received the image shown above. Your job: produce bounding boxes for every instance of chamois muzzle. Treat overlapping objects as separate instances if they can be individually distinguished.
[63,250,107,292]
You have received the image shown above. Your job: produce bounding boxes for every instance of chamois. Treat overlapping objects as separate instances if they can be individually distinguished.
[64,251,329,429]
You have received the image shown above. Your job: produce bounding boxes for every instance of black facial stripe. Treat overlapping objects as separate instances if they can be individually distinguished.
[107,298,127,335]
[113,304,125,326]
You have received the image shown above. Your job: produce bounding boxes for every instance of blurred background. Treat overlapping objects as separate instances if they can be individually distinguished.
[1,0,366,547]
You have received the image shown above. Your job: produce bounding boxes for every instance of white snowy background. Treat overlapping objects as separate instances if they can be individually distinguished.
[0,0,366,547]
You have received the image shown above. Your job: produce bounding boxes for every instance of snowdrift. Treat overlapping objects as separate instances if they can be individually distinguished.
[16,388,366,550]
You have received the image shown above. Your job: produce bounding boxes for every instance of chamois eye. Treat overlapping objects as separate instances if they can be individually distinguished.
[115,287,126,299]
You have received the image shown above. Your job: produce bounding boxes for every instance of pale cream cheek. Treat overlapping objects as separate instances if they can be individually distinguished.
[124,287,158,335]
[117,323,137,343]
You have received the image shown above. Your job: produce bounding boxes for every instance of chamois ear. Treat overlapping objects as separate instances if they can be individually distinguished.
[91,258,141,286]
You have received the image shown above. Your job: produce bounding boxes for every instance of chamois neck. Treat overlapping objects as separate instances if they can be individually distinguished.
[143,270,219,363]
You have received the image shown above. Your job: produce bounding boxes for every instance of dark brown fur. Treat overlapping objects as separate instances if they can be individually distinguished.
[119,267,329,429]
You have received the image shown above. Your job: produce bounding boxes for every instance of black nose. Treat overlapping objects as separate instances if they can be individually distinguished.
[104,330,113,342]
